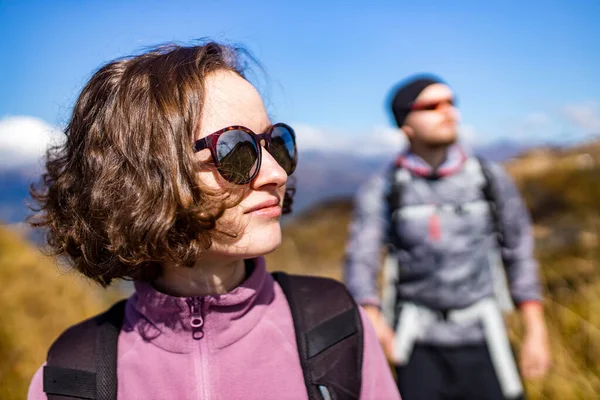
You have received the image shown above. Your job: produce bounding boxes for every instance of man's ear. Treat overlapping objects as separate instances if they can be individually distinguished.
[401,123,414,140]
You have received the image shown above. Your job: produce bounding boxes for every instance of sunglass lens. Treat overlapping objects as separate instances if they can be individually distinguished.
[270,125,297,175]
[216,129,259,184]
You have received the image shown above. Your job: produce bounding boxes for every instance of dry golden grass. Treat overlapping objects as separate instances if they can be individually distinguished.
[267,198,354,280]
[506,239,600,399]
[0,227,122,400]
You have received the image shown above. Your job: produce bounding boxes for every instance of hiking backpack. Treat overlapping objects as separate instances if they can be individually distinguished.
[42,272,363,400]
[384,155,514,312]
[387,156,505,246]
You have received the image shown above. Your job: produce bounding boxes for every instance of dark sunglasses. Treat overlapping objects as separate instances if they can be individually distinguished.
[193,123,297,185]
[410,97,457,112]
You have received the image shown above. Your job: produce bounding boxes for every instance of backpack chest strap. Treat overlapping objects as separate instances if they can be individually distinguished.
[393,200,490,220]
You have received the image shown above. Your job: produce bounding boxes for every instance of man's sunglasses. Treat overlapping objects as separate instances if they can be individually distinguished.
[193,123,297,185]
[410,97,457,112]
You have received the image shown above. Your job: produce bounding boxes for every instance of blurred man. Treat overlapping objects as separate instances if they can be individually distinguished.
[344,75,550,400]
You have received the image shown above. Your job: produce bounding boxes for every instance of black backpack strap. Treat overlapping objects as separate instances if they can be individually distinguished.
[272,272,363,400]
[475,155,506,249]
[385,162,406,250]
[386,162,404,216]
[44,299,126,400]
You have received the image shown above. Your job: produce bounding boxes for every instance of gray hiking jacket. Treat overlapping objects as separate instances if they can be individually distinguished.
[343,146,542,345]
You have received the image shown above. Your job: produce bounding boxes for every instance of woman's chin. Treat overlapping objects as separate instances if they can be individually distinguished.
[247,229,282,256]
[220,224,282,259]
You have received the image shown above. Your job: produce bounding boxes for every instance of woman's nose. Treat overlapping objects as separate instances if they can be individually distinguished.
[251,146,287,189]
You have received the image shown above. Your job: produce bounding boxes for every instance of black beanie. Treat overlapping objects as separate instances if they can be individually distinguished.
[390,74,445,127]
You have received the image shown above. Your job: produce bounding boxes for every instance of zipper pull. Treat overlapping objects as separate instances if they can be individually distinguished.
[186,297,204,340]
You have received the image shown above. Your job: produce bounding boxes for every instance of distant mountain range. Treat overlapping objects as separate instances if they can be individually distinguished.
[0,139,534,226]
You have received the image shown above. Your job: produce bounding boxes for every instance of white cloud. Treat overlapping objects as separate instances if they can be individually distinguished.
[521,112,552,130]
[363,126,406,156]
[562,101,600,134]
[508,111,559,143]
[0,116,63,168]
[293,124,326,151]
[293,123,406,157]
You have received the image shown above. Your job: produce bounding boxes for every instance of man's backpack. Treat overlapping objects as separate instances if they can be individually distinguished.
[387,156,504,245]
[385,155,514,311]
[42,272,363,400]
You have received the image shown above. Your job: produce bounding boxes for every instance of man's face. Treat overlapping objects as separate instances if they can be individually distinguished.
[402,83,460,148]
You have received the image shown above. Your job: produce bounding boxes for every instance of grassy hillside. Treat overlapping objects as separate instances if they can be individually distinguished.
[507,142,600,398]
[266,140,600,399]
[0,227,123,400]
[269,198,354,279]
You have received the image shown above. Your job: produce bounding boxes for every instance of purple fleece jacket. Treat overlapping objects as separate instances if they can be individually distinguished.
[28,257,400,399]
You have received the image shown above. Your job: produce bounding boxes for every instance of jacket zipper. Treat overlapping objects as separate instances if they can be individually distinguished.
[186,297,204,340]
[186,297,210,400]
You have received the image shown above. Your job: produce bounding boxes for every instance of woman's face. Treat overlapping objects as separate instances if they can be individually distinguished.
[194,70,288,261]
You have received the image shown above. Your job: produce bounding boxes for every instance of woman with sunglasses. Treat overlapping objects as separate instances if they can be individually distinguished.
[27,43,399,400]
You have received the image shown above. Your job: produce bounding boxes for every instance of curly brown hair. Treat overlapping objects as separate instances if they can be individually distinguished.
[30,42,295,286]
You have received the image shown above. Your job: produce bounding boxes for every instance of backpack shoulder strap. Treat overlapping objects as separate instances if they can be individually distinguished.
[271,272,363,400]
[386,162,404,214]
[385,162,411,215]
[43,299,127,400]
[474,155,506,247]
[475,155,517,312]
[385,162,410,249]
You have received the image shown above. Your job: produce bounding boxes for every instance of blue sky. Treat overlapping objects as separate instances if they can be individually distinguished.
[1,0,599,164]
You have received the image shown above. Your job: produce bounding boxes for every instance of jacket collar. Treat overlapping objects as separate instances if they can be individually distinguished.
[396,143,468,178]
[125,257,274,353]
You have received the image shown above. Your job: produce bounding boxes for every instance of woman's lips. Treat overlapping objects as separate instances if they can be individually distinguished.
[249,205,282,217]
[244,198,282,217]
